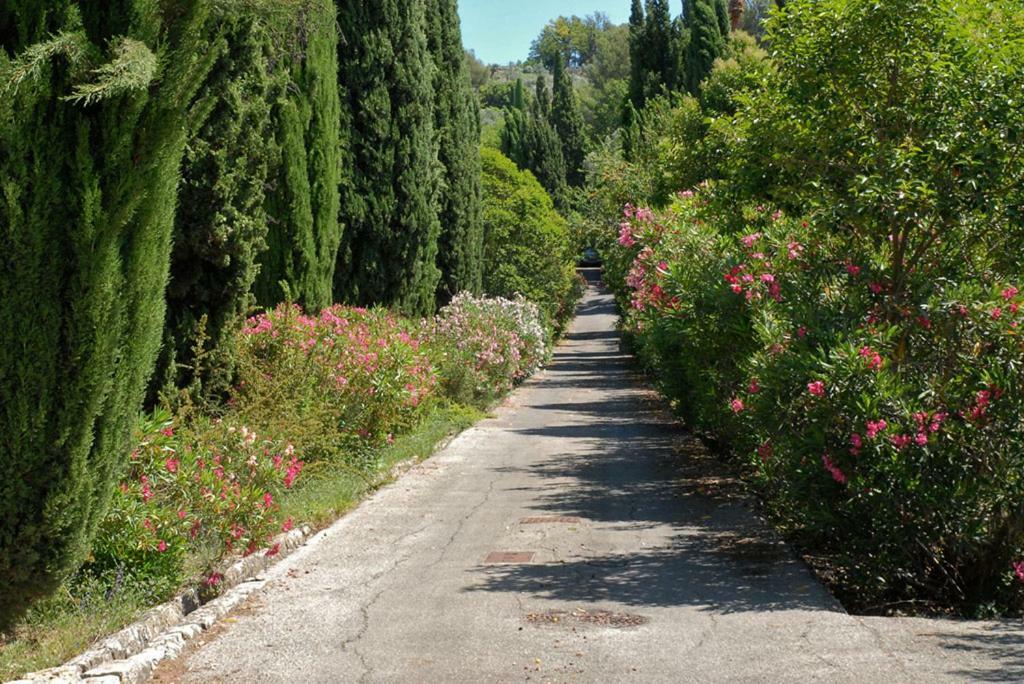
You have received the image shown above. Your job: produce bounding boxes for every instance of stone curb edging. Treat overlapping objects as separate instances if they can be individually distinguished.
[8,525,313,684]
[8,425,473,684]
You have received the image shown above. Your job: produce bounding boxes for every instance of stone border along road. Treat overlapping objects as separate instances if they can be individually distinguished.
[18,270,1024,683]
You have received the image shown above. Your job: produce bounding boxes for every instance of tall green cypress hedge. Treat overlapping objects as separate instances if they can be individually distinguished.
[500,78,568,209]
[0,0,227,629]
[254,0,342,311]
[427,0,484,304]
[157,13,277,404]
[334,0,442,315]
[684,0,730,95]
[551,53,587,187]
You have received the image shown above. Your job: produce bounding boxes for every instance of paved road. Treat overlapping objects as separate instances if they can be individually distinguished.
[162,273,1022,683]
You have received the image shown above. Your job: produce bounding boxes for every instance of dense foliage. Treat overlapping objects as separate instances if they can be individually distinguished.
[254,1,342,311]
[599,0,1024,616]
[0,0,236,631]
[334,0,441,315]
[158,13,276,404]
[480,148,580,334]
[500,78,568,208]
[427,0,485,305]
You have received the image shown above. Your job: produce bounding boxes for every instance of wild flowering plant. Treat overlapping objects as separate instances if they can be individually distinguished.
[91,412,300,595]
[427,293,548,406]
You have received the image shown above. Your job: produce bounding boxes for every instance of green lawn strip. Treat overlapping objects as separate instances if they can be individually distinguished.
[0,401,484,681]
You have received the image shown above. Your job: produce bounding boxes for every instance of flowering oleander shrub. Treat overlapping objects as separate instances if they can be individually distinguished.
[611,192,1024,615]
[428,293,548,406]
[89,412,300,597]
[234,304,437,463]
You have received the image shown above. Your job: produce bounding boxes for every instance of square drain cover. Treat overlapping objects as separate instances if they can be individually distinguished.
[484,551,535,564]
[519,516,583,524]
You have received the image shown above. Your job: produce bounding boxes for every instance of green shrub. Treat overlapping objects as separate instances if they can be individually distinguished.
[480,147,578,334]
[427,293,548,406]
[89,411,300,597]
[612,193,1024,615]
[235,304,437,465]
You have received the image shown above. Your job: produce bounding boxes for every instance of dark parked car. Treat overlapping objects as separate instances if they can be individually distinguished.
[578,247,601,267]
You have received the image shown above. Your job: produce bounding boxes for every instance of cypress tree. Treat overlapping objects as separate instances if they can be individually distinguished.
[551,53,588,187]
[683,0,730,95]
[500,78,567,209]
[0,0,232,628]
[334,0,442,315]
[254,1,342,311]
[157,12,277,404]
[426,0,484,304]
[644,0,677,90]
[627,0,647,111]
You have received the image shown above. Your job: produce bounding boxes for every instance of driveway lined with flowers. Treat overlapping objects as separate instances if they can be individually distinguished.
[158,273,1021,683]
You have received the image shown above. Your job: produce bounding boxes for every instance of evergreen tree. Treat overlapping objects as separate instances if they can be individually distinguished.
[254,1,342,311]
[551,53,588,187]
[501,78,567,208]
[0,0,238,629]
[426,0,484,304]
[644,0,678,90]
[683,0,730,95]
[334,0,442,315]
[158,12,276,404]
[627,0,647,111]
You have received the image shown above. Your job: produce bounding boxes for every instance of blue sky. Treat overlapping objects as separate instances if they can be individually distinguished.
[458,1,630,65]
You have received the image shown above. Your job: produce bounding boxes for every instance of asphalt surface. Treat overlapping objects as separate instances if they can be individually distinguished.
[163,272,1022,683]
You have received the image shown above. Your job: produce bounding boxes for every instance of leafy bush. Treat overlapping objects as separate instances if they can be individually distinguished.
[89,412,300,596]
[480,147,579,333]
[235,304,437,464]
[612,194,1024,616]
[428,293,548,406]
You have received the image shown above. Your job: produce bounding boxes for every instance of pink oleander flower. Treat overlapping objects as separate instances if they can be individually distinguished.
[890,434,912,450]
[618,223,636,247]
[635,207,654,222]
[807,381,826,398]
[915,432,929,446]
[761,273,775,283]
[869,282,884,294]
[1002,286,1019,300]
[822,454,848,484]
[165,457,179,473]
[757,442,773,461]
[797,326,808,339]
[866,420,888,439]
[850,433,863,453]
[846,263,861,276]
[730,398,745,413]
[205,572,223,587]
[160,427,174,438]
[1014,561,1024,583]
[282,518,294,533]
[748,379,760,394]
[787,242,803,260]
[741,232,763,249]
[157,540,168,553]
[991,307,1003,320]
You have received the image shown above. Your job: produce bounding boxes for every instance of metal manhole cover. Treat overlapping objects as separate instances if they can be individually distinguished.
[519,516,584,524]
[525,609,649,629]
[484,551,535,564]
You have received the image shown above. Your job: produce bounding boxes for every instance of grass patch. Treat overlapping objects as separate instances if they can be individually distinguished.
[279,402,484,527]
[0,401,483,681]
